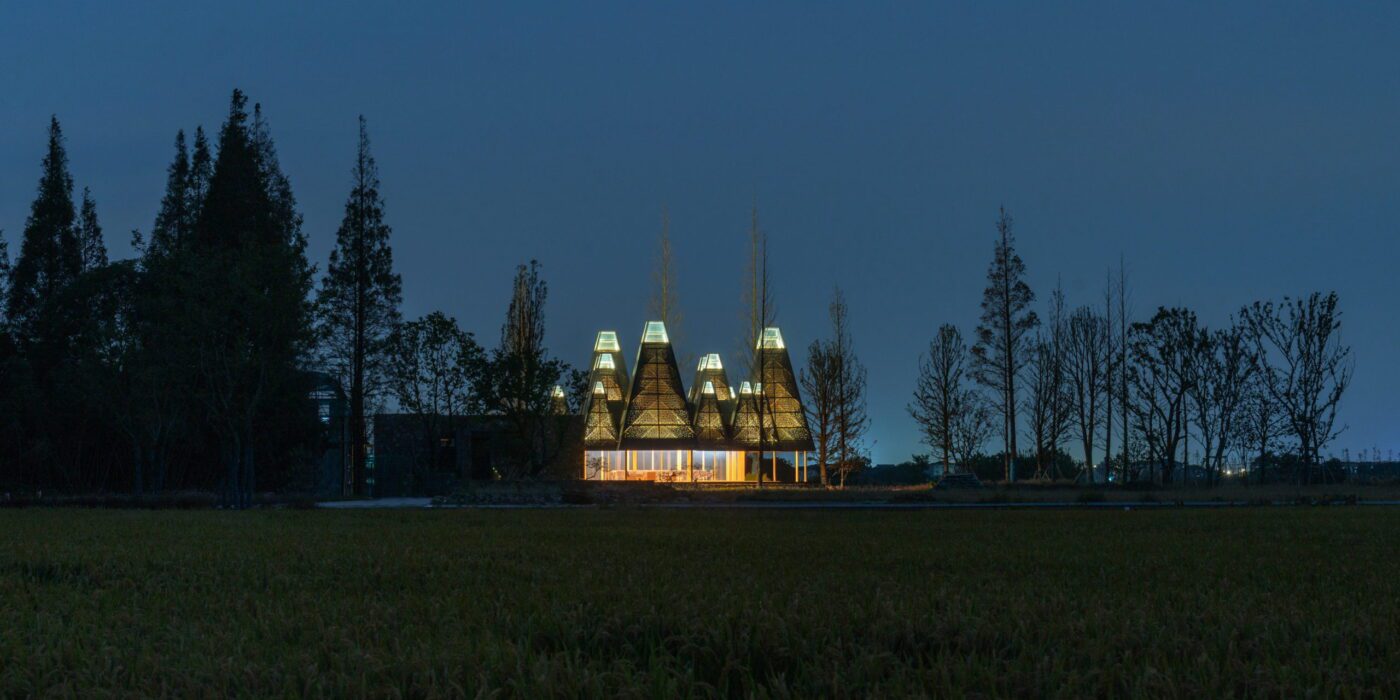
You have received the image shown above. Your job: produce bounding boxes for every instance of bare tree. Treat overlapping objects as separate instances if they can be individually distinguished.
[828,287,868,487]
[1064,307,1109,482]
[1024,286,1070,479]
[1116,259,1132,482]
[800,338,839,486]
[742,206,776,486]
[1128,307,1197,484]
[1237,369,1286,484]
[1187,320,1254,485]
[1241,292,1352,483]
[972,207,1038,482]
[1101,270,1120,482]
[649,206,685,363]
[909,324,973,476]
[953,391,996,472]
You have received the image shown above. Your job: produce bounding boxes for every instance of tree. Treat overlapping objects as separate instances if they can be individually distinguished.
[8,116,82,344]
[826,288,868,488]
[76,188,107,271]
[146,131,194,259]
[801,338,839,486]
[1064,306,1109,482]
[742,206,777,486]
[649,206,684,355]
[316,116,403,497]
[485,261,575,478]
[1025,286,1071,479]
[1128,308,1197,484]
[385,312,486,486]
[1241,292,1352,483]
[909,324,975,476]
[187,90,315,508]
[972,207,1037,482]
[953,392,996,471]
[1186,321,1254,485]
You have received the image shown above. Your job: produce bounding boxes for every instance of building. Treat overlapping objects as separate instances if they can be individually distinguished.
[581,321,815,482]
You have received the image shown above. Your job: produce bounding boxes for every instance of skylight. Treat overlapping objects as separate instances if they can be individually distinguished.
[759,327,785,349]
[594,331,620,352]
[642,321,669,344]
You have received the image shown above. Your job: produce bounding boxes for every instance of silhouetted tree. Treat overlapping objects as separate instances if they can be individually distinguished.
[1025,286,1071,479]
[1187,320,1254,484]
[316,116,403,496]
[8,117,82,345]
[801,337,839,486]
[187,90,314,507]
[742,207,777,485]
[910,324,976,476]
[972,207,1037,482]
[76,188,107,271]
[486,261,575,478]
[146,130,194,259]
[1065,306,1109,482]
[1129,307,1197,483]
[1241,292,1352,483]
[827,287,867,488]
[385,311,486,487]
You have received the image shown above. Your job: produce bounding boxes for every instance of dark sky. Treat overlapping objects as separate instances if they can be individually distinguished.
[3,3,1397,463]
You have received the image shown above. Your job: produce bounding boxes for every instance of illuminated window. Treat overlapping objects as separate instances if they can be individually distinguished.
[594,331,620,352]
[703,353,723,370]
[739,381,753,394]
[642,321,669,344]
[759,327,785,349]
[703,381,716,395]
[593,381,606,395]
[552,385,565,398]
[594,354,615,370]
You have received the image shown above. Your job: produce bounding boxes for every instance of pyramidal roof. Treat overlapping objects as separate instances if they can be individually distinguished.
[582,330,629,448]
[731,327,814,451]
[583,381,620,446]
[620,321,696,447]
[691,380,729,448]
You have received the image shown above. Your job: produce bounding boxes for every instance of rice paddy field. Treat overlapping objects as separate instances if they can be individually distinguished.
[2,507,1398,697]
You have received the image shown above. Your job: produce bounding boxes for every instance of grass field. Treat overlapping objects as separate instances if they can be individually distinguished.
[2,508,1397,696]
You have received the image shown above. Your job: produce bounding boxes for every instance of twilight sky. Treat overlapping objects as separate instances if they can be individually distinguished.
[2,3,1397,463]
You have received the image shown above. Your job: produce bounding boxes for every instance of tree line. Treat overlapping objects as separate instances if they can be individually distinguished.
[909,208,1353,485]
[0,91,579,504]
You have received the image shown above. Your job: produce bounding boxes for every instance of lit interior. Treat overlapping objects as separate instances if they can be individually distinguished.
[642,321,669,344]
[594,331,620,352]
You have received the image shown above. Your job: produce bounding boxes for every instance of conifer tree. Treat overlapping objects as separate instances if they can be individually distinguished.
[972,207,1038,482]
[190,90,314,507]
[188,126,212,219]
[77,187,107,271]
[147,130,192,259]
[316,116,403,496]
[7,117,82,339]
